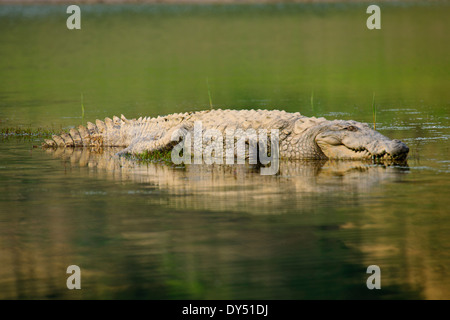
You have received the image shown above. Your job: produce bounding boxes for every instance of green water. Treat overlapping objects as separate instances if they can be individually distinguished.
[0,3,449,300]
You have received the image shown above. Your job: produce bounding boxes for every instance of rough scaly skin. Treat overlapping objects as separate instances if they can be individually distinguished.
[42,109,409,161]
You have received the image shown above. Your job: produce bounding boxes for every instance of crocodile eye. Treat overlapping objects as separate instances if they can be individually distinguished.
[344,126,357,131]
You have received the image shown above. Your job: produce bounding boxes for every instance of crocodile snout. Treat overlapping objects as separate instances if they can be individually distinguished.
[386,139,409,159]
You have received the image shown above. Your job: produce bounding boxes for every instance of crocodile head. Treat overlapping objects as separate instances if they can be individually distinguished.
[312,120,409,162]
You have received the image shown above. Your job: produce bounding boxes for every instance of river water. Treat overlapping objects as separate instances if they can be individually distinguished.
[0,3,449,299]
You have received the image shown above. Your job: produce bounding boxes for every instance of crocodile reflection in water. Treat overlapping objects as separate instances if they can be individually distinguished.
[45,147,409,214]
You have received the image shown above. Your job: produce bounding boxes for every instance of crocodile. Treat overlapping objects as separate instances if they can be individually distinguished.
[42,109,409,162]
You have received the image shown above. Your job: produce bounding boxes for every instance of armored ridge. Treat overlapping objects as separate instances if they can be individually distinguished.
[42,109,409,161]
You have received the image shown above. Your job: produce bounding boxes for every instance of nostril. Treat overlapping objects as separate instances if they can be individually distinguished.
[389,141,409,156]
[403,144,410,153]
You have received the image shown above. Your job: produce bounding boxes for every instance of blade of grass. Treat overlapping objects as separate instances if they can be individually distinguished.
[81,93,85,123]
[372,92,376,130]
[310,90,314,113]
[206,78,213,110]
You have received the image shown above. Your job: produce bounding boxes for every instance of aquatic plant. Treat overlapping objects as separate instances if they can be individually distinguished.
[81,93,85,124]
[207,77,213,110]
[372,92,377,130]
[0,126,56,140]
[133,149,180,166]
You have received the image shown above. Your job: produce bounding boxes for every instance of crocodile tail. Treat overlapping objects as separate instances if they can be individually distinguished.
[42,115,131,148]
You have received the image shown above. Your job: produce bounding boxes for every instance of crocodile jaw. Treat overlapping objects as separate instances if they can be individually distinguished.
[314,121,409,161]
